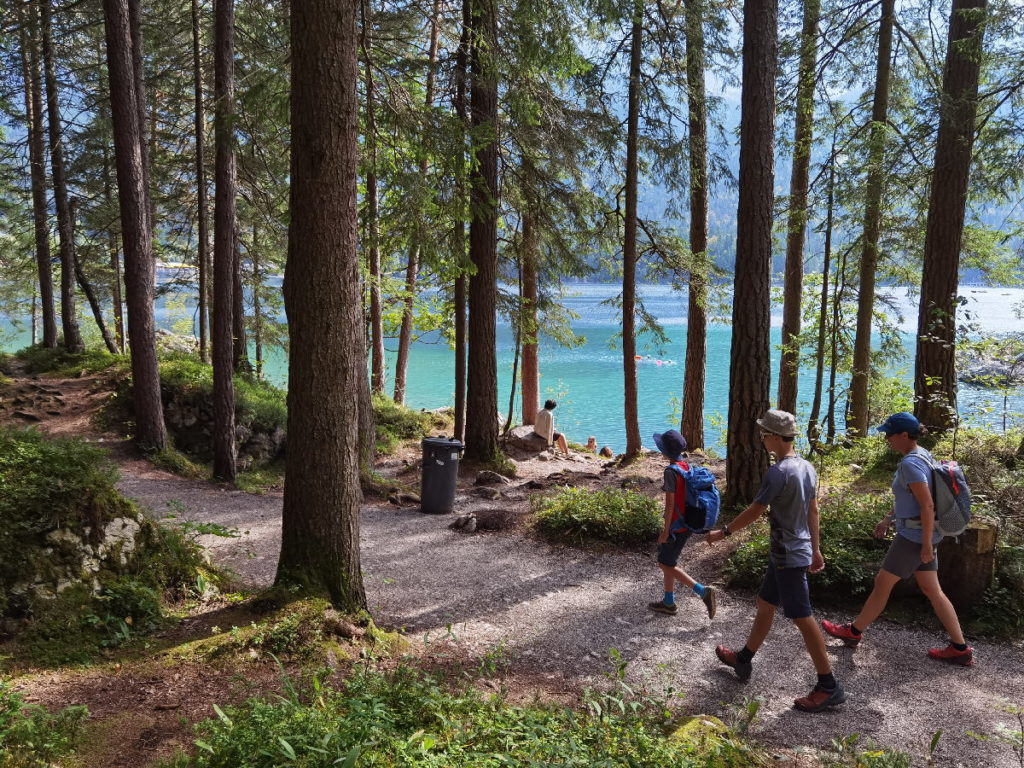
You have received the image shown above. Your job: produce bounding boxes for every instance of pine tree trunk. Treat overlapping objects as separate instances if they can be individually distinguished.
[97,62,126,353]
[825,246,847,443]
[681,0,707,450]
[621,3,643,459]
[232,229,249,373]
[463,0,500,464]
[128,0,151,236]
[454,274,468,441]
[277,0,367,612]
[212,0,237,481]
[726,0,777,506]
[69,199,119,355]
[192,0,211,363]
[848,0,894,437]
[808,145,836,446]
[452,0,470,443]
[520,212,539,425]
[252,224,263,379]
[19,6,58,349]
[103,0,167,451]
[914,0,987,432]
[393,0,442,405]
[361,0,386,396]
[777,0,820,414]
[41,0,84,353]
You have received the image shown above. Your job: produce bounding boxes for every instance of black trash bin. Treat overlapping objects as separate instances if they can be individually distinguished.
[420,436,464,514]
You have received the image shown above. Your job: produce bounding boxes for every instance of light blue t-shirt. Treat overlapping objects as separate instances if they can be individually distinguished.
[753,454,816,568]
[892,447,943,545]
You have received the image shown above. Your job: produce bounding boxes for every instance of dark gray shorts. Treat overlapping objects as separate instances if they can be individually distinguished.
[758,564,813,619]
[657,530,693,567]
[881,534,939,579]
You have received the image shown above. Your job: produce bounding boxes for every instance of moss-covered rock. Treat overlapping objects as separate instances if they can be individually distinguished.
[0,429,210,647]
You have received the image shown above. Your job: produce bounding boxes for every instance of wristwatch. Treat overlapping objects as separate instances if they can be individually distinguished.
[722,526,732,537]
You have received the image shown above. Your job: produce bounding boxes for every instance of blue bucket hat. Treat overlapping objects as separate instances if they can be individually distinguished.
[878,412,920,436]
[653,429,687,460]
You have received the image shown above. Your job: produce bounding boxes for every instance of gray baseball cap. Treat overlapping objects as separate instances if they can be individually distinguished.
[756,409,798,437]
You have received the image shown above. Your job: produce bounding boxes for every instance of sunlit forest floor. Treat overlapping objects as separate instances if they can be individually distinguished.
[2,369,1023,767]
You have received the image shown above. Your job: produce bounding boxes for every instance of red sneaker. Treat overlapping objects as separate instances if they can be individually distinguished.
[822,620,862,648]
[927,644,974,667]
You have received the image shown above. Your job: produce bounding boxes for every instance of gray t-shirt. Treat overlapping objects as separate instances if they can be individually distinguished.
[753,454,817,568]
[893,447,942,545]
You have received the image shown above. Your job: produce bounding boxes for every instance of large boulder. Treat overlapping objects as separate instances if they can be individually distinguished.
[503,425,549,453]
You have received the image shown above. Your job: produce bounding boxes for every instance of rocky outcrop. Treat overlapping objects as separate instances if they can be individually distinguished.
[162,391,286,470]
[6,508,150,612]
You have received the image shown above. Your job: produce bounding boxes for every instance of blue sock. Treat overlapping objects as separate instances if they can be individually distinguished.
[663,591,675,606]
[692,583,706,598]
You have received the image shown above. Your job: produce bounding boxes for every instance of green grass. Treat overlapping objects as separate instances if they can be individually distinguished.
[14,344,126,377]
[372,393,447,454]
[158,663,760,767]
[532,487,661,547]
[0,680,88,767]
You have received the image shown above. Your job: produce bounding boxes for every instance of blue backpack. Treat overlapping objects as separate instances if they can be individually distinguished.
[668,461,721,534]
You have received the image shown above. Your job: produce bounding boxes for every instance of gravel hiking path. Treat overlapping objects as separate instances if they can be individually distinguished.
[3,371,1023,766]
[115,454,1024,768]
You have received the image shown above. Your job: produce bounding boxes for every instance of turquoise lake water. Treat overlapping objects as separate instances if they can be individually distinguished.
[3,282,1023,452]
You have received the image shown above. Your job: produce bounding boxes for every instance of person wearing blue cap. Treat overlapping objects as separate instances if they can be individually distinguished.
[822,412,974,666]
[647,429,717,619]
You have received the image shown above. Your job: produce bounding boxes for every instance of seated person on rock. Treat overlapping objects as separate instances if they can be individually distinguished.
[533,399,570,457]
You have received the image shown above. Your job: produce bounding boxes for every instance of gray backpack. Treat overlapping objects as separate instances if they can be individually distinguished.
[929,459,972,537]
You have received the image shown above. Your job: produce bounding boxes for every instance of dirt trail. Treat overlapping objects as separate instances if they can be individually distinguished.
[3,371,1023,766]
[116,456,1024,767]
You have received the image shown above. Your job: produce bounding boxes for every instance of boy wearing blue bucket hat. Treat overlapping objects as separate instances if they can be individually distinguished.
[647,428,717,619]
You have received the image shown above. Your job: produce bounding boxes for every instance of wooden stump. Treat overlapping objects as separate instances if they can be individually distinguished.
[937,519,999,613]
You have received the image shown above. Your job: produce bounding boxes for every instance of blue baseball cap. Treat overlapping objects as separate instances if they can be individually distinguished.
[653,429,687,460]
[877,412,920,436]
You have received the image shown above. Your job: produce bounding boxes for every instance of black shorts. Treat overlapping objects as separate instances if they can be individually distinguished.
[758,564,813,619]
[657,530,693,567]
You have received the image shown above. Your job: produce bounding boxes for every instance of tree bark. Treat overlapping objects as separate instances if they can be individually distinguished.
[393,0,442,405]
[452,0,471,443]
[276,0,367,612]
[192,0,211,363]
[69,199,119,355]
[463,0,501,463]
[97,61,126,353]
[41,0,84,353]
[19,4,58,349]
[212,0,237,481]
[777,0,820,414]
[128,0,151,236]
[808,143,836,447]
[726,0,777,506]
[825,244,848,443]
[914,0,987,432]
[520,212,539,425]
[681,0,707,450]
[621,1,643,459]
[848,0,894,437]
[252,224,263,379]
[232,228,249,373]
[361,0,386,396]
[103,0,168,451]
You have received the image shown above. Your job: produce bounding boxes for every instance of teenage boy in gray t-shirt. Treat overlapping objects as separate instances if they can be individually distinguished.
[706,409,845,713]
